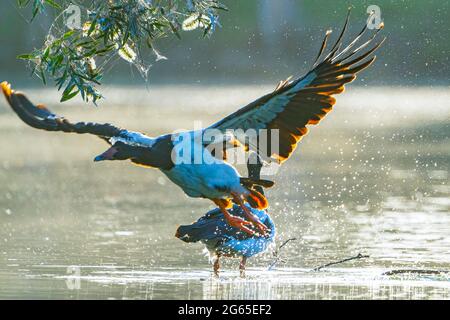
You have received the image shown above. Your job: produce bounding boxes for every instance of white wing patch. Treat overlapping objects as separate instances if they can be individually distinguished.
[212,72,317,133]
[109,130,156,148]
[231,72,317,130]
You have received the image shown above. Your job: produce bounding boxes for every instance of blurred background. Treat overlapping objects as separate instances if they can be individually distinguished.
[0,0,449,299]
[1,0,449,87]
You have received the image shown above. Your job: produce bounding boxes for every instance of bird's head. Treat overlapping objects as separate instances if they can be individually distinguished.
[94,141,135,162]
[93,136,173,170]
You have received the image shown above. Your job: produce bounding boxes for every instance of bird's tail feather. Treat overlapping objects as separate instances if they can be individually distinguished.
[176,224,210,243]
[175,225,195,242]
[240,177,274,189]
[175,209,227,243]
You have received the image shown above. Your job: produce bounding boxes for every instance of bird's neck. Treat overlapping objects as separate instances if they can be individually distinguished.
[129,136,174,170]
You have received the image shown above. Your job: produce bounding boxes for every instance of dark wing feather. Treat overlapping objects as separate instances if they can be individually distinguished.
[209,12,385,164]
[1,82,123,141]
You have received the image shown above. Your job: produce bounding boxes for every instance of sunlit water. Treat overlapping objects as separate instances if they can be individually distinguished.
[0,86,449,299]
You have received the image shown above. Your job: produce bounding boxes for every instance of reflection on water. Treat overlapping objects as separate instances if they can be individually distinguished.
[0,87,449,299]
[11,266,450,300]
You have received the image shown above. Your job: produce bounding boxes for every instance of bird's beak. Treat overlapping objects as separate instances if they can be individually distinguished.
[94,146,118,162]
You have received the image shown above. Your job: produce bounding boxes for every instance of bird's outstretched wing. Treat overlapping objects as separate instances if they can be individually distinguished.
[209,11,385,164]
[1,81,149,145]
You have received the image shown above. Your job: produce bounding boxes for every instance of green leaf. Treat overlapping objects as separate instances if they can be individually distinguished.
[31,6,40,21]
[60,89,79,102]
[94,46,114,56]
[210,4,228,11]
[39,67,47,85]
[88,18,98,36]
[17,0,31,8]
[42,46,50,61]
[62,30,75,40]
[44,0,61,9]
[168,21,181,39]
[17,54,34,60]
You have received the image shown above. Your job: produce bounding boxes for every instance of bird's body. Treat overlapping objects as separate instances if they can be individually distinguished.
[1,11,384,238]
[163,161,245,199]
[176,204,275,258]
[162,134,245,199]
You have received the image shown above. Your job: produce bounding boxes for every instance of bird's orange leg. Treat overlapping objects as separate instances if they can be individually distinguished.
[239,256,247,278]
[213,255,220,277]
[213,199,256,236]
[231,192,268,236]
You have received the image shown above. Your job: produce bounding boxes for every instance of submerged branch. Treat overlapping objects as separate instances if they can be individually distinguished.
[312,253,370,272]
[383,269,450,276]
[268,238,297,271]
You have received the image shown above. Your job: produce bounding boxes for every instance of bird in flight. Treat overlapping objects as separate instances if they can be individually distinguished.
[1,12,383,236]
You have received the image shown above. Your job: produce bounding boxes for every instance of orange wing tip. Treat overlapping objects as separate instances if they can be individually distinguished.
[1,81,12,98]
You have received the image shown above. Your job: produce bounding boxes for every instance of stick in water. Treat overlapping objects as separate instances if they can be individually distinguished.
[383,269,450,276]
[268,238,297,271]
[312,253,369,272]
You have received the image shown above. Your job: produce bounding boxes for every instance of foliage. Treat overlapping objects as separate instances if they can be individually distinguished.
[17,0,227,104]
[17,0,62,20]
